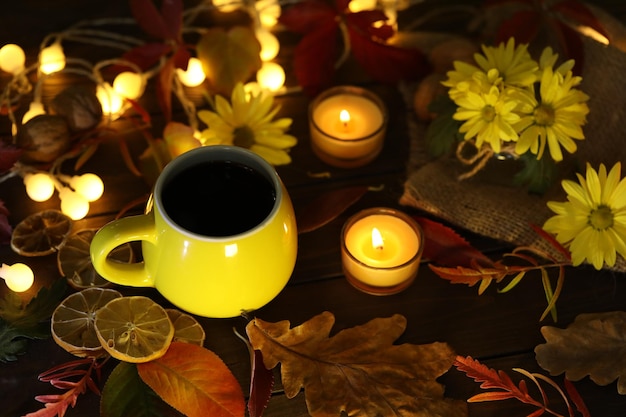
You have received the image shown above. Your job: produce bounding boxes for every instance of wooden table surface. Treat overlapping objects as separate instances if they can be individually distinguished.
[2,2,626,416]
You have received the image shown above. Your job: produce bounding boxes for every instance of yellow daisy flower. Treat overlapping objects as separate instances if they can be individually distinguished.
[544,163,626,270]
[197,83,297,165]
[474,38,538,87]
[452,85,520,153]
[514,67,589,161]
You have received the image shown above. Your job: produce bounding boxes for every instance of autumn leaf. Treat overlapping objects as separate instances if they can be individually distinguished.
[535,311,626,395]
[197,26,262,96]
[246,311,467,417]
[414,216,493,268]
[455,355,589,416]
[102,362,184,417]
[137,342,245,417]
[248,349,274,417]
[296,185,369,234]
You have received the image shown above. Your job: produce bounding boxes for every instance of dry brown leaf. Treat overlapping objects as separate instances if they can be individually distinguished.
[535,311,626,394]
[246,311,467,417]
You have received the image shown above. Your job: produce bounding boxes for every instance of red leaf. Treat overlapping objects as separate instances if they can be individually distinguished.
[529,223,571,262]
[552,0,609,40]
[296,185,369,234]
[293,21,339,96]
[172,46,191,70]
[157,58,175,122]
[414,217,493,267]
[563,378,591,417]
[348,28,429,84]
[494,10,541,44]
[122,43,172,71]
[160,0,184,41]
[248,350,274,417]
[0,142,22,172]
[130,0,172,40]
[428,265,494,286]
[279,0,337,34]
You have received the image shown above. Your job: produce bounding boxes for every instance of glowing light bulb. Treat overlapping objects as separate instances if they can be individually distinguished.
[97,82,124,117]
[244,82,262,99]
[113,71,145,100]
[39,43,66,75]
[256,29,279,61]
[256,62,285,92]
[0,44,25,74]
[59,187,89,220]
[0,263,34,292]
[176,57,206,87]
[69,173,104,202]
[22,101,45,124]
[212,0,243,12]
[348,0,377,12]
[23,172,55,202]
[256,0,281,27]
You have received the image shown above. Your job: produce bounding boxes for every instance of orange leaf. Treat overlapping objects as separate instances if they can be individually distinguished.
[137,342,245,417]
[246,312,467,417]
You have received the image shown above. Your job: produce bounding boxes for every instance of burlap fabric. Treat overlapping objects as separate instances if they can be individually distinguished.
[399,10,626,269]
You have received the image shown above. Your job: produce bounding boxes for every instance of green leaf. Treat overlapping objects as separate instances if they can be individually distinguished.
[425,95,462,158]
[0,319,28,362]
[137,342,245,417]
[197,26,262,96]
[513,153,558,194]
[102,362,184,417]
[0,278,67,335]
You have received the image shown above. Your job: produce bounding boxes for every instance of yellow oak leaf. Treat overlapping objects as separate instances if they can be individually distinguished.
[246,311,467,417]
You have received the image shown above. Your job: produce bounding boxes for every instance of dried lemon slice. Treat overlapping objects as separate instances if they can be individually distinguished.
[166,309,206,346]
[94,296,174,363]
[11,209,72,256]
[57,228,134,290]
[51,287,123,358]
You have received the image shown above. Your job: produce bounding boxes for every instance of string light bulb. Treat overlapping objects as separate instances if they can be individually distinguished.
[23,172,55,202]
[68,173,104,202]
[22,101,46,124]
[0,44,26,74]
[113,71,145,99]
[0,263,34,293]
[256,62,285,92]
[212,0,243,12]
[96,82,124,117]
[176,57,206,87]
[256,29,279,61]
[39,43,66,75]
[348,0,377,12]
[59,187,90,220]
[256,0,281,27]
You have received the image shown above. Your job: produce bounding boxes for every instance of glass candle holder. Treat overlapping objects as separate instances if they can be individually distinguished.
[341,207,423,295]
[309,86,388,168]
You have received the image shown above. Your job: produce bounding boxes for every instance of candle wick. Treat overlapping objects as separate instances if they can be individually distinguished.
[375,244,383,251]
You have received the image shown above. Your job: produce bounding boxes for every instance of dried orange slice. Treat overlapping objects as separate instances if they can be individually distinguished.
[94,296,174,363]
[51,287,123,358]
[11,209,72,256]
[57,228,134,290]
[166,309,206,346]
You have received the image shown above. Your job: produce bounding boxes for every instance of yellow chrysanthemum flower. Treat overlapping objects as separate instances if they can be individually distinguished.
[452,85,520,153]
[197,83,297,165]
[544,163,626,270]
[514,67,589,161]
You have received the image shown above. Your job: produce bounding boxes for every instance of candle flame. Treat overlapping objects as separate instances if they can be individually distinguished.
[339,109,351,126]
[371,227,384,250]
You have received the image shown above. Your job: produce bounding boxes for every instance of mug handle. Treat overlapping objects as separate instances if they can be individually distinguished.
[90,214,156,287]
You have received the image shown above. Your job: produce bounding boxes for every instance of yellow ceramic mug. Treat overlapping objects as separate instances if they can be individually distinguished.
[90,146,298,318]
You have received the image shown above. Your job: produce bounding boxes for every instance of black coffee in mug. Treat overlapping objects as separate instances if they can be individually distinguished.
[161,160,276,236]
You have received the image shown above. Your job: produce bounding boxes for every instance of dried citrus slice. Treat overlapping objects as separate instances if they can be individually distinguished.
[94,296,174,363]
[166,309,206,346]
[11,209,72,256]
[57,228,134,290]
[51,287,123,358]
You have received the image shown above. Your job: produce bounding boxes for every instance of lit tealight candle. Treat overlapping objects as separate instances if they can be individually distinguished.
[341,208,423,295]
[0,263,34,292]
[309,86,387,168]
